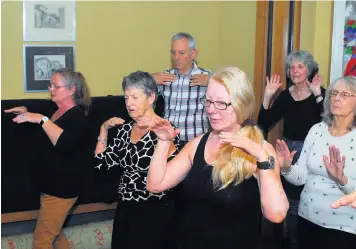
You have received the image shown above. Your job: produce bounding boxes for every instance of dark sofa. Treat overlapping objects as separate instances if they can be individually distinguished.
[1,95,164,214]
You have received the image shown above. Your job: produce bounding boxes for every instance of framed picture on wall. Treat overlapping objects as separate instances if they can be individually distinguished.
[330,0,356,82]
[23,0,76,41]
[24,45,75,92]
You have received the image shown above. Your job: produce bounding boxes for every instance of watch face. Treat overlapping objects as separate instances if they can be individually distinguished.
[43,116,49,122]
[269,156,276,169]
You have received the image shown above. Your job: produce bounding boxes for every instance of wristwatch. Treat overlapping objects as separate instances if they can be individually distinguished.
[257,156,276,170]
[39,116,49,126]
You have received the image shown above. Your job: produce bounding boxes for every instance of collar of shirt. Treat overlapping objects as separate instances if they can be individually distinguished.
[175,62,198,77]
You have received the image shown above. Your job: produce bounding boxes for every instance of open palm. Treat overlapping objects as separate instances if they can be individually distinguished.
[276,139,297,169]
[150,118,180,141]
[265,74,282,99]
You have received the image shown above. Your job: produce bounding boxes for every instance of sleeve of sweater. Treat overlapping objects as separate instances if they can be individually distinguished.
[315,87,326,115]
[257,91,285,136]
[282,124,317,186]
[93,126,124,171]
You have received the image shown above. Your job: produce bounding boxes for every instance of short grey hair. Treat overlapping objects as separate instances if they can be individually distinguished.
[322,76,356,130]
[171,32,196,51]
[122,71,158,108]
[52,68,91,115]
[285,51,319,79]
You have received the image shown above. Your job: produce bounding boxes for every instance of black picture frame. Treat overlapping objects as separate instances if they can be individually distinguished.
[24,45,75,92]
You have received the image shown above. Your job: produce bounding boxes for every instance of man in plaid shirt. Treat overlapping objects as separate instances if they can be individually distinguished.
[153,32,210,147]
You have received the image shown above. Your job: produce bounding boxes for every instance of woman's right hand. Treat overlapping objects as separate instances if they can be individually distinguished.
[276,139,297,169]
[150,118,180,141]
[4,106,28,114]
[102,117,125,130]
[264,74,282,99]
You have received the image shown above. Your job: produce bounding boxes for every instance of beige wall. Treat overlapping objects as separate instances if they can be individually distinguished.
[1,1,257,99]
[300,1,333,86]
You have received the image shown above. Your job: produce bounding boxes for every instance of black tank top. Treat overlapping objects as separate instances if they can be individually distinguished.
[177,132,261,249]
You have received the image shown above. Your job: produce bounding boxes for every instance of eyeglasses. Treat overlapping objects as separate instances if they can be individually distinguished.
[200,96,232,110]
[329,90,356,100]
[47,84,69,91]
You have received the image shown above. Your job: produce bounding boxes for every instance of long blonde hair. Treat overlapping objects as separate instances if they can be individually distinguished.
[211,67,264,190]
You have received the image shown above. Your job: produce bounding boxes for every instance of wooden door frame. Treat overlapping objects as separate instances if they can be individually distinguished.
[253,0,302,145]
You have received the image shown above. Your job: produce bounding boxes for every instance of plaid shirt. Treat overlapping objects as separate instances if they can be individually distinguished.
[158,63,210,142]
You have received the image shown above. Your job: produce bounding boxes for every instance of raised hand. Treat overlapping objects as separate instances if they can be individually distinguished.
[218,132,268,162]
[323,145,347,185]
[275,139,297,169]
[150,117,180,141]
[4,106,28,115]
[12,112,43,124]
[190,74,209,87]
[152,73,177,86]
[264,74,282,99]
[102,117,125,130]
[331,192,356,209]
[306,73,323,96]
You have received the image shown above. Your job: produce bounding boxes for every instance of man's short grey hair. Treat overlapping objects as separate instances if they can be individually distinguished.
[285,51,319,79]
[322,76,356,130]
[171,32,196,51]
[122,71,158,108]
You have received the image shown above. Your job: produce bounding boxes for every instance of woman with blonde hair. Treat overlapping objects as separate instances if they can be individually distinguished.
[146,66,288,249]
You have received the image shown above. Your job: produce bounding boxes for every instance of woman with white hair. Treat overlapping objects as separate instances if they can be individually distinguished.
[146,66,288,249]
[276,76,356,249]
[258,50,326,249]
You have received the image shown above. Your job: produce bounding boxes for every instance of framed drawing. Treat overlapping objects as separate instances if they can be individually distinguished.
[330,0,356,82]
[23,0,76,41]
[24,45,75,92]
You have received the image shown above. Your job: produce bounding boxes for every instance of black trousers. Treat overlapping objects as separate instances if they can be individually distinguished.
[298,216,356,249]
[111,199,175,249]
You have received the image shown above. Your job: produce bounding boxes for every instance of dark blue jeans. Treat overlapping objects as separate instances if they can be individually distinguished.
[282,137,304,249]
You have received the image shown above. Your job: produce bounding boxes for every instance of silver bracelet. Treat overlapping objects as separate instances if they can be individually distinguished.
[97,137,107,145]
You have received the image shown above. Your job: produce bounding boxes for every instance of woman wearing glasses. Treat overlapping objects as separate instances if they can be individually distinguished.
[4,68,91,249]
[276,76,356,249]
[146,66,288,249]
[257,51,325,249]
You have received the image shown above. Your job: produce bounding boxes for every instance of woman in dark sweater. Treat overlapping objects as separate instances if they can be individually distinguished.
[257,51,325,249]
[5,68,91,249]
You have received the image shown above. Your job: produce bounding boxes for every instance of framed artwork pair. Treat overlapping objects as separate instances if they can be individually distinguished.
[23,0,76,92]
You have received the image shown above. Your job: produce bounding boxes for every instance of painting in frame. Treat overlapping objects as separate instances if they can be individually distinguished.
[330,0,356,82]
[24,45,75,92]
[23,0,76,41]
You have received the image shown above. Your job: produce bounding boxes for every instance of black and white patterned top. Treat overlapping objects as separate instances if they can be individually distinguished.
[94,121,180,202]
[283,122,356,234]
[158,62,210,142]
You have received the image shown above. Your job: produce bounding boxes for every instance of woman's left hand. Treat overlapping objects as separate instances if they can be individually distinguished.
[307,73,323,96]
[12,112,43,124]
[150,117,180,141]
[219,132,268,161]
[323,145,347,185]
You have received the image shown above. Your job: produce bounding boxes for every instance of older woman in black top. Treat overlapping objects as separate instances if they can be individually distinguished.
[5,68,91,249]
[257,51,325,249]
[93,71,180,249]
